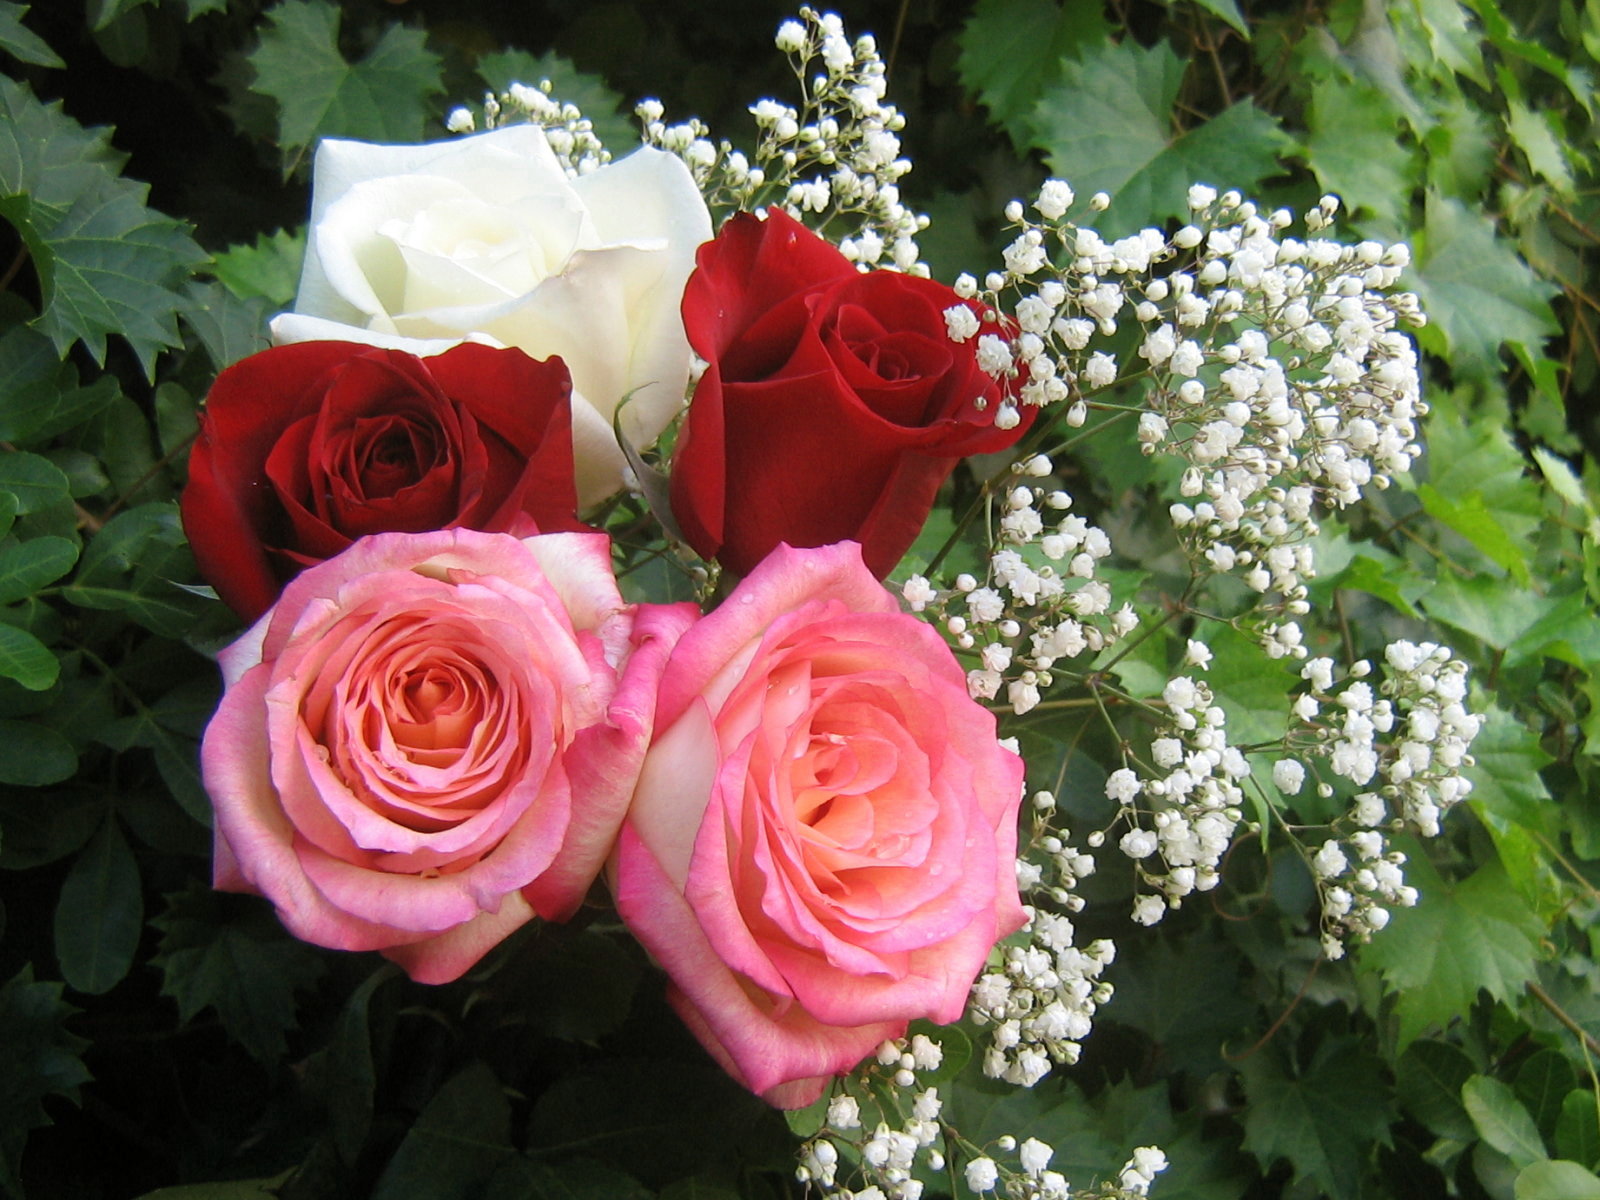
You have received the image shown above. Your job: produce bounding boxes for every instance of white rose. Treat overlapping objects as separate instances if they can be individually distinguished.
[269,125,712,505]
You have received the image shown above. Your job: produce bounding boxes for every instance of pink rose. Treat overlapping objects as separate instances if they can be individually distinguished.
[614,542,1027,1107]
[201,528,694,983]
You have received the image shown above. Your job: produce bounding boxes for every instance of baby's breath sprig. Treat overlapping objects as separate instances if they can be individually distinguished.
[447,80,612,176]
[634,7,928,269]
[796,1033,1168,1199]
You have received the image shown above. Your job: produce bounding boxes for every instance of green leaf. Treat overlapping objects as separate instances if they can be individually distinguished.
[1506,99,1575,198]
[1516,1050,1577,1139]
[1030,39,1291,235]
[372,1061,514,1200]
[0,966,91,1195]
[1190,0,1249,37]
[90,0,153,32]
[1410,193,1559,377]
[0,3,58,68]
[210,226,303,307]
[0,449,70,513]
[497,926,643,1044]
[1396,1039,1477,1141]
[54,817,142,994]
[1359,856,1544,1049]
[0,77,204,371]
[1466,1075,1548,1169]
[1197,623,1294,745]
[1418,482,1530,584]
[0,624,56,692]
[0,325,119,444]
[1468,706,1556,836]
[151,885,326,1065]
[1238,1034,1395,1200]
[1104,930,1257,1074]
[0,785,100,867]
[131,1177,293,1200]
[527,1060,783,1188]
[1303,79,1414,229]
[957,0,1110,147]
[63,504,208,637]
[1420,572,1550,653]
[1412,0,1488,88]
[0,717,74,781]
[1331,551,1428,618]
[1514,1160,1600,1200]
[320,965,396,1164]
[180,280,272,372]
[1533,447,1590,514]
[247,0,445,175]
[486,1158,654,1200]
[0,534,76,605]
[476,50,637,156]
[1556,1090,1600,1170]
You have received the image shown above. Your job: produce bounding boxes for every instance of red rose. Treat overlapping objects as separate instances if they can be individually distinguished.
[182,341,582,620]
[670,209,1030,578]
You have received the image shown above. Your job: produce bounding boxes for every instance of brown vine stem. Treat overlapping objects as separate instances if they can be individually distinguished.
[1224,954,1322,1062]
[886,0,910,79]
[0,243,28,293]
[1526,981,1600,1058]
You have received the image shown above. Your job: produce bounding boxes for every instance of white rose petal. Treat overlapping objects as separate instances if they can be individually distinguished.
[270,126,713,505]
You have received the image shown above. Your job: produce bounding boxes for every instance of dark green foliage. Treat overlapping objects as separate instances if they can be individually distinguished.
[0,1,1596,1198]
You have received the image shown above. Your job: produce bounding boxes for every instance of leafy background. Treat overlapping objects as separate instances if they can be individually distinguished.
[1,0,1598,1197]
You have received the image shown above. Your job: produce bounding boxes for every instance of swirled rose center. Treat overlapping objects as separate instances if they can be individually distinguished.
[347,415,443,498]
[772,674,937,901]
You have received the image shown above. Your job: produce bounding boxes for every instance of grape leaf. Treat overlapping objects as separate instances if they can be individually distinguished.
[0,77,204,371]
[0,966,90,1195]
[0,2,61,68]
[1468,706,1556,837]
[1506,98,1575,198]
[1359,856,1544,1049]
[247,0,445,175]
[1239,1034,1395,1200]
[152,885,326,1065]
[1304,79,1415,230]
[180,280,272,372]
[210,226,303,307]
[957,0,1110,147]
[1029,39,1291,235]
[1410,192,1559,378]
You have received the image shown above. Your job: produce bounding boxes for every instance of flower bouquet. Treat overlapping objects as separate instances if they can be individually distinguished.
[10,3,1589,1199]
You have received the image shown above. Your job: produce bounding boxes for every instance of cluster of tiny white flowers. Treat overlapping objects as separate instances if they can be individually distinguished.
[449,79,611,175]
[636,8,927,270]
[901,457,1136,717]
[795,1035,950,1200]
[958,183,1427,655]
[797,1034,1168,1199]
[962,1138,1168,1199]
[968,792,1117,1087]
[1098,672,1252,925]
[1280,641,1482,956]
